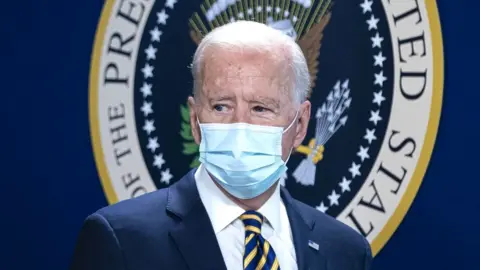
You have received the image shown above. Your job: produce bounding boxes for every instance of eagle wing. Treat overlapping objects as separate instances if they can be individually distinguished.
[297,12,332,98]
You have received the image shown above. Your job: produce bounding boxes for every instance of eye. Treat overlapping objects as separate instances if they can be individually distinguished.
[253,106,269,113]
[213,104,227,112]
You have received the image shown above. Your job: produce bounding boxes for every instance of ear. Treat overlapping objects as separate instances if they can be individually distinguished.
[293,100,311,148]
[187,96,201,145]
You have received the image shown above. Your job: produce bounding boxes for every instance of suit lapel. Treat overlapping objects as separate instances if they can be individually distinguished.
[281,188,327,270]
[167,169,227,270]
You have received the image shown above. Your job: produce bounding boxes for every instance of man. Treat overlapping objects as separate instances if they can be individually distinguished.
[71,21,372,270]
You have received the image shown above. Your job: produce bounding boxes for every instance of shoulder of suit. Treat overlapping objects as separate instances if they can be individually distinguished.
[291,198,369,254]
[91,187,172,231]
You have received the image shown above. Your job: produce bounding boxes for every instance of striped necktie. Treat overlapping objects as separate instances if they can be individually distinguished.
[240,210,280,270]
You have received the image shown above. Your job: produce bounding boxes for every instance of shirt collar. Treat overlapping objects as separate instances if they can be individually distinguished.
[257,181,281,233]
[194,164,282,234]
[195,164,244,234]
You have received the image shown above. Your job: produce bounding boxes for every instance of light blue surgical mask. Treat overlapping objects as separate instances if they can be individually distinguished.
[198,112,298,199]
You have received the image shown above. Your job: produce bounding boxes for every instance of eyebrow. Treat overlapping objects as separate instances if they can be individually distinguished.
[254,97,280,109]
[207,93,235,102]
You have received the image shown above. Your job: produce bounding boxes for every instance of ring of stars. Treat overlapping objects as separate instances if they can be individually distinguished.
[315,0,388,213]
[137,0,389,209]
[139,0,179,186]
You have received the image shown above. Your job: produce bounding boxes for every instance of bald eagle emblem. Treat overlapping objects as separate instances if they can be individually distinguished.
[184,0,352,186]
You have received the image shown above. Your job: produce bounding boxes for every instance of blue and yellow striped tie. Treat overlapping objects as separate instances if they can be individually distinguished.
[240,210,280,270]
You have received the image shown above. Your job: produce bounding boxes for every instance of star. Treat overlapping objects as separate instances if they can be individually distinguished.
[141,64,154,79]
[161,169,173,185]
[360,0,373,14]
[328,190,340,206]
[143,119,155,135]
[374,71,387,86]
[275,6,281,13]
[248,8,253,15]
[147,137,159,152]
[165,0,177,9]
[366,14,379,30]
[157,9,169,25]
[284,10,290,17]
[339,177,352,192]
[373,90,386,106]
[145,44,157,60]
[316,202,328,213]
[374,51,386,67]
[149,27,162,42]
[238,12,244,19]
[256,6,263,12]
[153,153,165,169]
[140,83,152,97]
[349,162,361,178]
[357,146,370,162]
[364,128,377,144]
[292,16,298,23]
[371,32,384,48]
[369,110,382,125]
[141,101,153,116]
[266,6,272,13]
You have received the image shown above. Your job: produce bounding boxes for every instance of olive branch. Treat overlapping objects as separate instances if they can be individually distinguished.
[180,103,201,168]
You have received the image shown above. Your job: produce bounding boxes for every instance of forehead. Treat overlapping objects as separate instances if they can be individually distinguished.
[200,46,293,95]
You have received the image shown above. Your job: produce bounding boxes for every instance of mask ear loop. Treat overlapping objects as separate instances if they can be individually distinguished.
[285,147,294,163]
[196,118,204,145]
[283,110,300,163]
[283,110,299,134]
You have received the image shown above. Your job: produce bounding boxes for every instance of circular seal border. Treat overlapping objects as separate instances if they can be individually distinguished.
[368,1,444,255]
[88,0,444,256]
[89,0,118,204]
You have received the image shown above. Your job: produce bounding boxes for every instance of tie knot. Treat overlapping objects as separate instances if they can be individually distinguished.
[240,210,264,234]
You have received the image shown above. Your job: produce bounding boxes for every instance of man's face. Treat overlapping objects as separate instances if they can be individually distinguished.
[188,46,311,161]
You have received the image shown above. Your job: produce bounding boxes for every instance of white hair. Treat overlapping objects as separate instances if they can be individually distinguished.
[191,20,310,105]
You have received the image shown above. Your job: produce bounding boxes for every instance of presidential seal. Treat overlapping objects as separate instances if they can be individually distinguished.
[89,0,444,255]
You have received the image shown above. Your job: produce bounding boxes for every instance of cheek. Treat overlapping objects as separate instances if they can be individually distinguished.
[281,130,296,157]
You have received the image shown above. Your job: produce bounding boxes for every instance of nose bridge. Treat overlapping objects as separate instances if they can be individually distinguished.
[230,75,254,124]
[232,102,250,123]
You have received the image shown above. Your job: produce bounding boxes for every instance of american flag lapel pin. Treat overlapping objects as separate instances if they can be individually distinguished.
[308,240,319,251]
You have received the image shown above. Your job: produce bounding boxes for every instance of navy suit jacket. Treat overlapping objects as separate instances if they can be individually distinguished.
[70,169,372,270]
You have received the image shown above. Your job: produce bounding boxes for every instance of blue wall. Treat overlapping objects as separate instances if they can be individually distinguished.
[3,0,479,269]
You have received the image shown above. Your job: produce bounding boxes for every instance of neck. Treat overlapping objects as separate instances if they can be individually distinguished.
[212,178,279,210]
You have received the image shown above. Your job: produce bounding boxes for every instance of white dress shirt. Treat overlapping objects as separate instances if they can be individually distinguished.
[195,164,298,270]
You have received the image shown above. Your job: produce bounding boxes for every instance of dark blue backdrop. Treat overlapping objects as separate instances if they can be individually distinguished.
[3,0,479,269]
